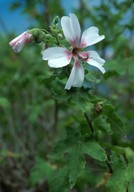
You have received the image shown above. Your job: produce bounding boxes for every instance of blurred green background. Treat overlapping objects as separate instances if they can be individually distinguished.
[0,0,134,191]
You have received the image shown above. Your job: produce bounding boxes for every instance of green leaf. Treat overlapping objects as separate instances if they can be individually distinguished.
[0,97,10,108]
[81,141,106,161]
[29,157,53,186]
[85,68,101,84]
[105,58,134,76]
[128,182,134,192]
[104,71,119,79]
[48,127,107,189]
[93,115,112,135]
[108,113,125,135]
[49,167,68,192]
[103,104,126,135]
[106,167,128,192]
[71,91,89,112]
[48,141,68,159]
[68,144,86,188]
[106,153,134,192]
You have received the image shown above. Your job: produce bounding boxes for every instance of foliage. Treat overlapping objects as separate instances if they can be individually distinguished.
[0,0,134,192]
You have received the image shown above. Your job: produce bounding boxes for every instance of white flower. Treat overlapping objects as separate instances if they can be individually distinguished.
[42,14,105,90]
[9,31,33,53]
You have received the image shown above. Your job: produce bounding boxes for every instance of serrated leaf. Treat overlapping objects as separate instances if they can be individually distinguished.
[106,153,134,192]
[68,144,86,188]
[71,92,88,112]
[48,130,107,189]
[108,113,125,134]
[106,167,128,192]
[104,104,126,135]
[47,141,68,159]
[81,141,106,161]
[126,156,134,181]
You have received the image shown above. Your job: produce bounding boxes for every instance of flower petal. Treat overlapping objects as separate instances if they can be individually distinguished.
[61,14,81,47]
[65,59,84,90]
[80,27,105,48]
[42,47,72,68]
[11,41,24,53]
[9,32,32,53]
[86,51,105,73]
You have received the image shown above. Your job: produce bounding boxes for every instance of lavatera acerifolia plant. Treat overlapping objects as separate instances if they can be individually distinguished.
[9,14,129,192]
[9,13,105,90]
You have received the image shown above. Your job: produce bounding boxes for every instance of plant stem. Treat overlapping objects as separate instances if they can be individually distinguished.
[84,112,94,134]
[84,113,113,174]
[105,160,113,174]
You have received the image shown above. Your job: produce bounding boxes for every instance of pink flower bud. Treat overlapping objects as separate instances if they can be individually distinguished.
[9,31,33,53]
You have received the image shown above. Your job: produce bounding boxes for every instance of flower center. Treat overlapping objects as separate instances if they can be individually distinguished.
[72,47,89,62]
[72,47,81,56]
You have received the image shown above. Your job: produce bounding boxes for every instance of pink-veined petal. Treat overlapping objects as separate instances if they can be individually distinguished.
[42,47,72,68]
[61,14,81,47]
[86,51,105,73]
[11,41,24,53]
[65,59,84,90]
[9,32,32,53]
[80,26,105,48]
[77,51,89,60]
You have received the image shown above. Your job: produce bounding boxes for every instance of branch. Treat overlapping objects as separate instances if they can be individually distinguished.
[84,112,94,134]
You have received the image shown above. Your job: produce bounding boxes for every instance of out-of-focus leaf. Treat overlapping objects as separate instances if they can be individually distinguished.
[0,97,10,108]
[49,167,68,192]
[29,157,53,186]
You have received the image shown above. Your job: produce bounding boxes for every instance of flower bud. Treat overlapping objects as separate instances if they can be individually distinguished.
[45,34,53,40]
[58,33,63,39]
[94,102,103,113]
[50,25,59,33]
[45,34,55,44]
[9,31,33,53]
[28,28,46,43]
[52,16,59,25]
